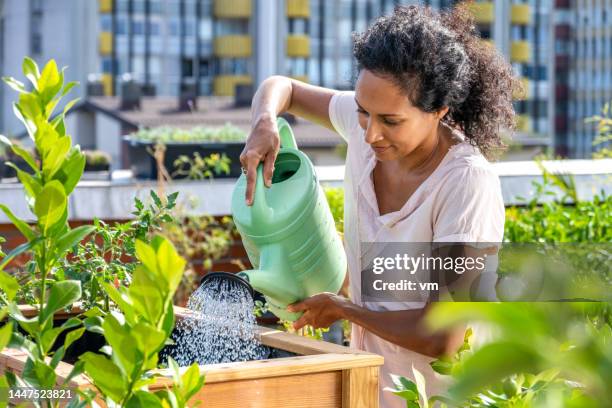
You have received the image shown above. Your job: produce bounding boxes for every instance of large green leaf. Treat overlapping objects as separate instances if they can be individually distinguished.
[16,93,43,123]
[0,237,42,270]
[0,321,13,351]
[180,363,205,402]
[42,135,71,180]
[40,280,81,324]
[102,283,136,325]
[129,265,163,323]
[64,327,86,353]
[102,312,142,380]
[0,204,36,241]
[53,147,85,195]
[2,76,26,93]
[132,322,166,368]
[0,271,19,301]
[448,342,541,400]
[0,135,37,172]
[22,358,56,389]
[22,57,40,89]
[126,391,163,408]
[55,225,95,258]
[34,180,67,235]
[38,60,62,105]
[134,239,158,277]
[80,352,127,403]
[12,166,42,209]
[156,238,186,294]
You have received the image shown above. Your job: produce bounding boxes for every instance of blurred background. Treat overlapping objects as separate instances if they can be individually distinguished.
[0,0,610,168]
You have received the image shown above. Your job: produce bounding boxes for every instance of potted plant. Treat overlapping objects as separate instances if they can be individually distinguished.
[81,149,111,181]
[124,125,246,180]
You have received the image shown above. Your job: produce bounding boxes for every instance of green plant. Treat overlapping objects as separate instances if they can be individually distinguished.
[172,152,231,180]
[585,100,612,159]
[83,149,111,167]
[79,236,204,407]
[0,58,95,406]
[59,190,179,311]
[129,124,246,144]
[324,187,344,234]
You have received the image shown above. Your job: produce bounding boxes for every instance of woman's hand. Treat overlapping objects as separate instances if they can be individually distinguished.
[287,293,350,331]
[240,113,281,205]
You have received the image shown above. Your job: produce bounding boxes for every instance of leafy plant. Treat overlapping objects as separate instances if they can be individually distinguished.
[0,57,93,406]
[79,236,204,407]
[83,149,111,167]
[172,152,231,180]
[585,100,612,159]
[59,190,179,311]
[129,124,246,144]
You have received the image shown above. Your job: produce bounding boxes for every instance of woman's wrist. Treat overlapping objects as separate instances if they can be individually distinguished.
[335,295,362,321]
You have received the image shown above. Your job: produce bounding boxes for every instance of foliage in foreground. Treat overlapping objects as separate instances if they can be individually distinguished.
[0,57,205,407]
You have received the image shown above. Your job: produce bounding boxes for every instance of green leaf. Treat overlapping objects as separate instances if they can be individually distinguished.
[42,135,71,180]
[0,271,19,301]
[16,92,43,123]
[0,238,42,270]
[80,352,127,403]
[12,166,42,209]
[2,76,26,93]
[180,363,205,402]
[64,327,85,352]
[53,147,85,195]
[34,180,67,235]
[41,326,66,354]
[126,391,164,408]
[0,204,36,241]
[55,225,95,257]
[40,280,81,324]
[0,322,14,350]
[38,60,62,104]
[61,81,78,98]
[102,312,141,380]
[156,238,186,294]
[102,283,136,325]
[448,342,541,400]
[22,57,40,89]
[129,265,163,323]
[150,190,162,208]
[22,358,56,389]
[135,239,158,276]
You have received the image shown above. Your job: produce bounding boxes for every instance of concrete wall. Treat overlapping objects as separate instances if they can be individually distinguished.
[95,111,122,170]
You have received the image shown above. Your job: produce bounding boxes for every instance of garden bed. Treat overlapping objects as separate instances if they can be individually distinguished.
[1,305,383,407]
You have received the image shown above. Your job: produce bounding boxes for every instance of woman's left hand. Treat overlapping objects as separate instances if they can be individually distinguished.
[286,293,349,331]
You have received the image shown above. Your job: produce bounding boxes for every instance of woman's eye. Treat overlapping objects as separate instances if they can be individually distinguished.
[383,118,398,126]
[356,109,368,116]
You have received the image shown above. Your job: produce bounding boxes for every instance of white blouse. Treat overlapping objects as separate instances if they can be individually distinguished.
[329,91,505,408]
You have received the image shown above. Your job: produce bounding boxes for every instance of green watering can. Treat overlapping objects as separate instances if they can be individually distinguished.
[201,117,347,321]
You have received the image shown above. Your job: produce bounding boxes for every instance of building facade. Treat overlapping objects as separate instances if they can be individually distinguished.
[1,0,611,158]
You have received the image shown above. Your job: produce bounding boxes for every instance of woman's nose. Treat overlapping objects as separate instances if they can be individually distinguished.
[364,120,384,144]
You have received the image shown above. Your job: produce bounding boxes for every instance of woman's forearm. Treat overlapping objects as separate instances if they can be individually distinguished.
[250,76,293,127]
[339,301,460,357]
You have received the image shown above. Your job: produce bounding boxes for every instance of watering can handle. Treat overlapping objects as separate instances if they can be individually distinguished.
[277,117,297,150]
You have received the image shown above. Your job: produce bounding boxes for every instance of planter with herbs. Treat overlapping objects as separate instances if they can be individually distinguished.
[82,149,111,180]
[124,125,246,180]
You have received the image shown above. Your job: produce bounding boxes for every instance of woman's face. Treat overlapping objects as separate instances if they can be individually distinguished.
[354,69,447,161]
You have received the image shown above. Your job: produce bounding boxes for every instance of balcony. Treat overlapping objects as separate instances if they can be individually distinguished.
[213,35,252,58]
[101,73,113,96]
[513,78,530,100]
[555,24,571,40]
[469,2,494,24]
[213,75,252,96]
[287,0,310,18]
[286,35,310,57]
[213,0,252,19]
[511,41,531,63]
[511,4,531,25]
[99,32,113,55]
[98,0,112,13]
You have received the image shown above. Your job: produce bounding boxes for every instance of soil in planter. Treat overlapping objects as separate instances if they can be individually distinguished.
[161,276,269,366]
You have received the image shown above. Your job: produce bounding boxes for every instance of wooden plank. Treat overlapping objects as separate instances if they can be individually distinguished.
[157,371,342,408]
[151,353,383,385]
[342,366,379,408]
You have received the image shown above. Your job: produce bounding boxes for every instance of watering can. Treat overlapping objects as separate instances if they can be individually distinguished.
[200,117,347,321]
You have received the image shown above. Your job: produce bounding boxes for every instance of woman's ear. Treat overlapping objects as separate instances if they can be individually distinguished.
[437,106,450,120]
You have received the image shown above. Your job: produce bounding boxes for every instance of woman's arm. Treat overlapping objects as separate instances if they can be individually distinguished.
[242,76,338,204]
[287,294,464,358]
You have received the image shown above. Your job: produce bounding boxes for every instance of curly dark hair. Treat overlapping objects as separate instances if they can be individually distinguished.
[352,3,518,159]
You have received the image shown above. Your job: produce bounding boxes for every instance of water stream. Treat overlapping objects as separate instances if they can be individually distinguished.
[168,276,269,366]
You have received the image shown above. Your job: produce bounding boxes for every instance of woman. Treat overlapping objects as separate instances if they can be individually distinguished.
[241,5,516,407]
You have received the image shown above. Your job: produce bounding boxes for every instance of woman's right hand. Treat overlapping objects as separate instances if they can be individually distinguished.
[240,113,281,205]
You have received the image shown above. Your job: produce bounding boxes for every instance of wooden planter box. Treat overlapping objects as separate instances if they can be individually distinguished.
[1,305,383,407]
